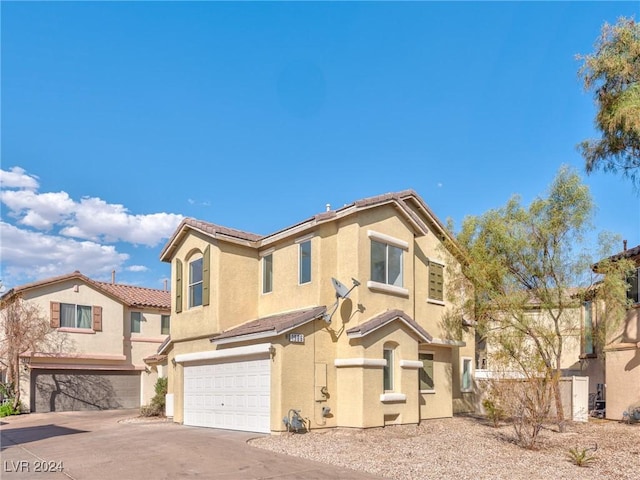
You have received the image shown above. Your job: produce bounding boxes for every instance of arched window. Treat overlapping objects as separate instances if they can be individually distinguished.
[188,254,203,308]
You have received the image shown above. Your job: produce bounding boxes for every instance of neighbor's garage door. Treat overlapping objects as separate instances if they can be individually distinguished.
[31,369,140,413]
[183,356,270,433]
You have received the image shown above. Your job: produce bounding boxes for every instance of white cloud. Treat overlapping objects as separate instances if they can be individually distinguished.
[1,189,75,229]
[59,197,183,246]
[0,166,185,287]
[0,167,39,190]
[0,221,129,287]
[126,265,149,272]
[0,167,184,246]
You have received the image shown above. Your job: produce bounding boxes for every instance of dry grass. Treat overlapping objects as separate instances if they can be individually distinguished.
[250,416,640,479]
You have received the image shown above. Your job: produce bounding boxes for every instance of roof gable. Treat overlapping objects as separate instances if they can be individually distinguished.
[2,271,170,310]
[160,190,462,261]
[346,309,433,343]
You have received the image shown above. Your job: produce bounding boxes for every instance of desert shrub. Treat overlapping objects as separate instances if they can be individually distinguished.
[140,377,168,417]
[483,397,506,428]
[567,445,597,467]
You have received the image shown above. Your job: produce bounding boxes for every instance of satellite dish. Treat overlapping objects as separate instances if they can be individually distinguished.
[331,277,351,298]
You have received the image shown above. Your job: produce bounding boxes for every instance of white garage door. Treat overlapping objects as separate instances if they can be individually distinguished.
[183,356,271,433]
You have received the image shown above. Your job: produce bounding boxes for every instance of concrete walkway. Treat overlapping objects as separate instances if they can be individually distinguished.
[1,410,381,479]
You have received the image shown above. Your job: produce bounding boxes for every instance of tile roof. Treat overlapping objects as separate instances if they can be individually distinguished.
[180,218,262,242]
[346,309,433,342]
[593,243,640,272]
[161,189,461,263]
[2,271,170,310]
[94,281,171,309]
[212,306,327,342]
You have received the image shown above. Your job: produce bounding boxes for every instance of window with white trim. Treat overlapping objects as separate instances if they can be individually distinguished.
[419,352,435,392]
[299,240,311,284]
[131,312,142,333]
[263,253,273,294]
[383,347,395,391]
[60,303,92,329]
[188,257,203,308]
[461,357,473,392]
[371,240,403,287]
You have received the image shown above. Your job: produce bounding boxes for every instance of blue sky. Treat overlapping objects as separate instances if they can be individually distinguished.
[2,1,639,290]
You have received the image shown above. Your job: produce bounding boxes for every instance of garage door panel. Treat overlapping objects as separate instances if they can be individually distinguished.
[183,356,270,433]
[31,369,141,413]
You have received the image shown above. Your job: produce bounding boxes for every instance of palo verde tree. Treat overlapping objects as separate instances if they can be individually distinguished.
[447,167,632,439]
[0,292,51,411]
[578,16,640,187]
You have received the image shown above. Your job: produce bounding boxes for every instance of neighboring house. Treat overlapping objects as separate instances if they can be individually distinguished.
[474,297,594,421]
[591,243,640,420]
[160,190,475,434]
[475,300,584,377]
[0,271,170,412]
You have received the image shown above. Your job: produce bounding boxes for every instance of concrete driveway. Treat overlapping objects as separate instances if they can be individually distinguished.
[0,410,381,479]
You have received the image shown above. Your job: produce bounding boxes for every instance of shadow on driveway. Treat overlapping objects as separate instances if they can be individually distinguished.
[1,424,87,450]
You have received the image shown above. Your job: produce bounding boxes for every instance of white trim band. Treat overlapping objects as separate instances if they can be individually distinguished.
[367,230,409,250]
[380,393,407,402]
[367,281,409,297]
[175,343,272,363]
[334,358,387,368]
[400,360,424,369]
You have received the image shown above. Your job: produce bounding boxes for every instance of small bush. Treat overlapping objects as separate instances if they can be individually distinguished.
[483,398,505,428]
[140,377,168,417]
[0,401,21,418]
[567,445,597,467]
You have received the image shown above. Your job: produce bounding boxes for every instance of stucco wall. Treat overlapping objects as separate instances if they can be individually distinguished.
[22,280,125,356]
[605,347,640,420]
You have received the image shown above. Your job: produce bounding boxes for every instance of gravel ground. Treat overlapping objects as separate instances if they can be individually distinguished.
[249,416,640,480]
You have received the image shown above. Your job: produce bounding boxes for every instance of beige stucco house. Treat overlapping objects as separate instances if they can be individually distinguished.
[591,243,640,420]
[1,271,170,412]
[160,190,475,434]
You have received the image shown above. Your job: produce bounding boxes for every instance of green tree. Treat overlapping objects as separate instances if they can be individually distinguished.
[448,167,632,438]
[578,17,640,186]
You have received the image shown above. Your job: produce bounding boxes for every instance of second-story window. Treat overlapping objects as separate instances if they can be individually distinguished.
[131,312,141,333]
[371,240,403,287]
[60,303,92,329]
[299,240,311,284]
[161,315,170,335]
[263,253,273,294]
[583,301,594,355]
[627,267,639,304]
[189,257,203,307]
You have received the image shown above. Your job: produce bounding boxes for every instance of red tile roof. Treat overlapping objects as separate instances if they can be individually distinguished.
[94,281,170,309]
[2,271,170,310]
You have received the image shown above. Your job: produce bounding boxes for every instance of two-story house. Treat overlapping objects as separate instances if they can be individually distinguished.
[1,271,170,412]
[160,190,475,434]
[589,243,640,420]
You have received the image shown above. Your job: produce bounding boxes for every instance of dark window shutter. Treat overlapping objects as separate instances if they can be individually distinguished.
[203,245,211,306]
[429,263,444,301]
[419,353,434,390]
[175,259,183,313]
[92,306,102,331]
[50,301,60,328]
